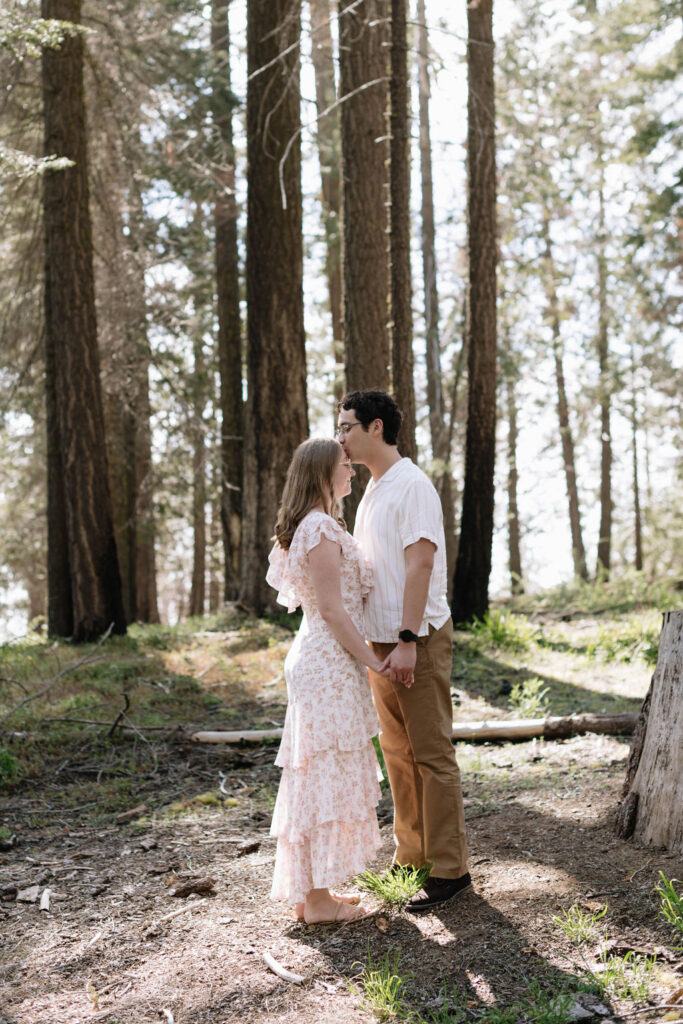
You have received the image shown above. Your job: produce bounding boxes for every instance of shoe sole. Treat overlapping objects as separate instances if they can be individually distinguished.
[405,880,473,914]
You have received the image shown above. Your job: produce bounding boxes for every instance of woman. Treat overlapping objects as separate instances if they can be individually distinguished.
[266,438,386,924]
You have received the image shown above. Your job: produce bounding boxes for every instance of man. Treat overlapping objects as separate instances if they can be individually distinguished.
[337,389,471,913]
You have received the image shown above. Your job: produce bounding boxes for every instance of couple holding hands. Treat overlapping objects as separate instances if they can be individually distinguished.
[266,390,471,924]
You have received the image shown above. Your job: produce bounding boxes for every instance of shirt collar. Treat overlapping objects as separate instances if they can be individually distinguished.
[366,457,411,492]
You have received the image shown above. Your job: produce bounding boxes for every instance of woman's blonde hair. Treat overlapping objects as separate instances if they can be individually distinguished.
[274,438,346,549]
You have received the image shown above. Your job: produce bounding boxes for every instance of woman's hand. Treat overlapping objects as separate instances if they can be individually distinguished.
[370,656,392,678]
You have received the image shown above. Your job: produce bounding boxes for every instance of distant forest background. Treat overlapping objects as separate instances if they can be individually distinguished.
[0,0,680,641]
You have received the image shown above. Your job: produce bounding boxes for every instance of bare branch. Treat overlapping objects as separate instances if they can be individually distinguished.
[278,75,389,209]
[0,624,114,729]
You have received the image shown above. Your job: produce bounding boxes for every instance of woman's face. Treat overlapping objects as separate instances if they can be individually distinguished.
[332,447,355,499]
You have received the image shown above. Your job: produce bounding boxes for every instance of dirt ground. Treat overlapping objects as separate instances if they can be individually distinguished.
[1,620,682,1024]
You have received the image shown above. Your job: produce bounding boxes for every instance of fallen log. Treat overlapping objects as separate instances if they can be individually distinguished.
[192,712,637,746]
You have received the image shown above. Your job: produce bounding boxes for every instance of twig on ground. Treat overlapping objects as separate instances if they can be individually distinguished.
[262,951,304,985]
[142,898,208,936]
[614,1007,683,1018]
[0,623,114,728]
[161,1010,175,1024]
[628,856,654,882]
[108,692,130,737]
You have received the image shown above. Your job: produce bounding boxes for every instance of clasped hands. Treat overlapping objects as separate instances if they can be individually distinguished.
[372,641,416,689]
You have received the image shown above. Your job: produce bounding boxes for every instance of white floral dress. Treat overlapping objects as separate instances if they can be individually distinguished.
[266,509,382,905]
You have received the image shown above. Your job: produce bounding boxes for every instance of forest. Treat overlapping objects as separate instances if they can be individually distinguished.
[0,0,680,638]
[0,2,682,1024]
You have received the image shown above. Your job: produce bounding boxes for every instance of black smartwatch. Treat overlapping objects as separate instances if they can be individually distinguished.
[398,628,419,643]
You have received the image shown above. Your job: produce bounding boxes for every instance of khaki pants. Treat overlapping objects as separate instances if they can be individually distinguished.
[369,619,469,879]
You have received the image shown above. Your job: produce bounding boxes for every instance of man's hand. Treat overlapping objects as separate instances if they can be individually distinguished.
[380,641,417,688]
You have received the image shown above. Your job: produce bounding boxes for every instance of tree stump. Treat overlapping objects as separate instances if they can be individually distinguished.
[615,610,683,853]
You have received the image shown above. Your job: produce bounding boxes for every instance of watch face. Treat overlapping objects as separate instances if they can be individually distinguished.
[399,629,418,643]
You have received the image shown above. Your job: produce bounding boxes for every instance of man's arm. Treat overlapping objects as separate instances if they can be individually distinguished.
[382,537,435,687]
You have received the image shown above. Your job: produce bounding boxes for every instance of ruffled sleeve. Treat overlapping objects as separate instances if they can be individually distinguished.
[266,542,301,613]
[298,512,346,555]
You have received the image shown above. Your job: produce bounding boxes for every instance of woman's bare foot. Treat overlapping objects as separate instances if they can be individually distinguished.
[333,892,361,906]
[296,891,360,921]
[302,888,368,924]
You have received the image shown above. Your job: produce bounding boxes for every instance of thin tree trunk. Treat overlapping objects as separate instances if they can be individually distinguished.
[451,0,497,624]
[630,343,643,571]
[506,377,523,594]
[389,0,416,459]
[417,0,457,595]
[45,286,73,637]
[211,0,243,602]
[308,0,344,409]
[241,0,308,613]
[417,0,445,462]
[595,154,612,578]
[42,0,126,641]
[189,334,206,618]
[541,217,588,581]
[209,445,222,613]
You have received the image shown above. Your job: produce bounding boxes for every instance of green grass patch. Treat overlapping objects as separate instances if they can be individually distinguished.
[656,873,683,948]
[351,947,411,1020]
[355,864,431,905]
[469,610,537,653]
[553,904,608,945]
[507,677,550,717]
[508,571,681,617]
[591,951,658,1001]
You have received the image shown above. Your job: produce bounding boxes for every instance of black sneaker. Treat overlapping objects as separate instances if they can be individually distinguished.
[406,872,472,913]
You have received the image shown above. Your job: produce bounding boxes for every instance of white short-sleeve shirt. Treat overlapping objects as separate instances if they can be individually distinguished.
[353,458,451,642]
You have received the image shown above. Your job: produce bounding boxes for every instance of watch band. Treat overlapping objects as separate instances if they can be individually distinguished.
[398,628,419,643]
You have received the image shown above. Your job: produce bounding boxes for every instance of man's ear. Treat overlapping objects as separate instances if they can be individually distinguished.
[370,418,384,439]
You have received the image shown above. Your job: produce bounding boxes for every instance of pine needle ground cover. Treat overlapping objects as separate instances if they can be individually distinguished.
[1,590,682,1024]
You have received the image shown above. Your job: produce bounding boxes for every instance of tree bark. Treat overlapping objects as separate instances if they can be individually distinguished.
[451,0,497,624]
[338,0,390,393]
[417,0,445,464]
[211,0,243,603]
[541,217,588,581]
[92,148,159,625]
[630,343,643,571]
[308,0,344,408]
[42,0,126,641]
[506,376,523,594]
[595,154,612,578]
[189,333,206,618]
[338,0,390,526]
[241,0,308,613]
[615,610,683,853]
[389,0,416,459]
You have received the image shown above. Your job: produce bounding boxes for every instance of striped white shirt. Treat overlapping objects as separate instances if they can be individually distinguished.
[353,458,451,642]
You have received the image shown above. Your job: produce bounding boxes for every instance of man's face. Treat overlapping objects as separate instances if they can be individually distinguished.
[336,407,371,464]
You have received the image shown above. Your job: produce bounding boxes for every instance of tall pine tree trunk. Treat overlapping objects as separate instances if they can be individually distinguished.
[630,343,643,572]
[42,0,125,641]
[338,0,390,524]
[211,0,243,602]
[595,155,612,578]
[241,0,308,613]
[189,334,206,618]
[417,0,457,593]
[542,217,588,581]
[389,0,416,459]
[506,376,523,594]
[452,0,497,624]
[309,0,344,408]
